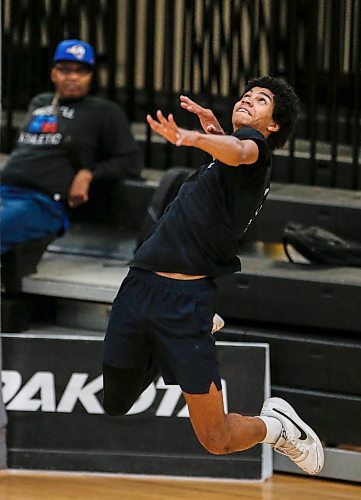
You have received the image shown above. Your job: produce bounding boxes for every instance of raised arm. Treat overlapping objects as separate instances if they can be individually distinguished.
[179,95,225,135]
[147,110,258,166]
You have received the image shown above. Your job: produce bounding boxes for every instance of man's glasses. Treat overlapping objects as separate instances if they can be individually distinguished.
[54,64,92,75]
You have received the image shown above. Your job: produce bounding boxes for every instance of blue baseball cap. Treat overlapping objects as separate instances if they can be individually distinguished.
[53,39,95,66]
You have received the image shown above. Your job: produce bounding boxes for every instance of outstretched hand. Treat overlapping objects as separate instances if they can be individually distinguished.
[179,95,225,135]
[146,110,198,147]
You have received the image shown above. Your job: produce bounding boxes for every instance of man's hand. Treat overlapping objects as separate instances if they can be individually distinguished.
[147,110,199,147]
[180,95,225,135]
[68,169,93,208]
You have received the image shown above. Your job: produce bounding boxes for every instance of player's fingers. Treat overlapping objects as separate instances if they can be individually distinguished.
[180,103,196,114]
[180,95,196,106]
[147,114,161,132]
[146,114,156,125]
[181,95,205,111]
[168,113,178,129]
[156,109,168,125]
[180,95,201,114]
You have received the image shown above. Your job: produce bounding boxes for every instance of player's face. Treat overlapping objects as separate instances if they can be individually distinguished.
[232,86,279,137]
[51,62,92,99]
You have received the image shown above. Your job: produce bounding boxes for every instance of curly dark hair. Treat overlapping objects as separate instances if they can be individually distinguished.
[243,76,299,151]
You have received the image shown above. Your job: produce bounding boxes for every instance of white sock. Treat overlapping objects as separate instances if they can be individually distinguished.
[258,415,283,444]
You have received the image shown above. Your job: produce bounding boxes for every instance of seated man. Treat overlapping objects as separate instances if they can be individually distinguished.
[0,39,143,254]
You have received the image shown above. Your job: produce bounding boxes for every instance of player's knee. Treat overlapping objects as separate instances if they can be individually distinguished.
[197,430,230,455]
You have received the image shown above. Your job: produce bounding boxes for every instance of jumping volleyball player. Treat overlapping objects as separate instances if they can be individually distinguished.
[102,76,324,475]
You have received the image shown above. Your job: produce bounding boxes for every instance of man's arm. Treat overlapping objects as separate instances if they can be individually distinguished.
[147,110,258,166]
[91,103,143,180]
[68,102,143,207]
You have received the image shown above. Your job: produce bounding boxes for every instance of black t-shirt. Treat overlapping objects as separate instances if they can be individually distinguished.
[133,127,272,278]
[1,93,142,201]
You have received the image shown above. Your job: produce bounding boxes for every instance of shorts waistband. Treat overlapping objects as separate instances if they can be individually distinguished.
[129,267,213,290]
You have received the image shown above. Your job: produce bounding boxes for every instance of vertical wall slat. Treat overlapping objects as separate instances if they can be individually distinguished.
[125,0,136,121]
[306,0,319,186]
[329,0,342,187]
[351,0,361,189]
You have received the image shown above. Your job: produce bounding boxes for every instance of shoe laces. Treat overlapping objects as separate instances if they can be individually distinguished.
[278,431,306,460]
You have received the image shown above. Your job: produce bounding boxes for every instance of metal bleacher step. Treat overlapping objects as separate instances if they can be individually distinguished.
[21,250,361,333]
[216,254,361,333]
[274,446,361,483]
[22,252,129,303]
[246,182,361,243]
[219,324,361,448]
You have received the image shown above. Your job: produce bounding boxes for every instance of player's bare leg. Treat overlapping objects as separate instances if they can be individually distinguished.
[183,383,324,474]
[183,382,266,454]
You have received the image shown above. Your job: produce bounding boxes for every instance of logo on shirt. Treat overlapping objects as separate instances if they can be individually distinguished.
[33,105,75,119]
[18,131,62,145]
[27,115,58,134]
[20,113,61,145]
[244,185,270,232]
[18,103,75,146]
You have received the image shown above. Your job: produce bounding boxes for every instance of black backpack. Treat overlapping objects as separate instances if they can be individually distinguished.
[283,222,361,267]
[136,166,193,250]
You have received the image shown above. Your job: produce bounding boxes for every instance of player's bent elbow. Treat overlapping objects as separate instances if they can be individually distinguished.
[228,145,258,167]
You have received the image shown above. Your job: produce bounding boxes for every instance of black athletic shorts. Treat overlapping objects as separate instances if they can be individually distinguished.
[102,267,222,394]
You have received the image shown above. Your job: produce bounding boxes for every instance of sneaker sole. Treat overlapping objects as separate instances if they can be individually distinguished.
[264,397,324,474]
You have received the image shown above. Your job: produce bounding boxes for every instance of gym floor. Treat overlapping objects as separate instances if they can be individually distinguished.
[0,471,360,499]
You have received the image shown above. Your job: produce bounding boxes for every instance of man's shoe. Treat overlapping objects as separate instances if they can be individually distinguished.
[260,397,324,475]
[211,313,225,334]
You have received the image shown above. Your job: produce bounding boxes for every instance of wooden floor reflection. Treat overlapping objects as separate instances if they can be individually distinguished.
[0,471,360,499]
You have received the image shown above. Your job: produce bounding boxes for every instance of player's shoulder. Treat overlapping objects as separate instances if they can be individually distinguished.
[232,126,267,143]
[232,127,271,168]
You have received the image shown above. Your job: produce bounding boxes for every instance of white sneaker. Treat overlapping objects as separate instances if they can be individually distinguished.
[260,397,324,475]
[211,313,225,334]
